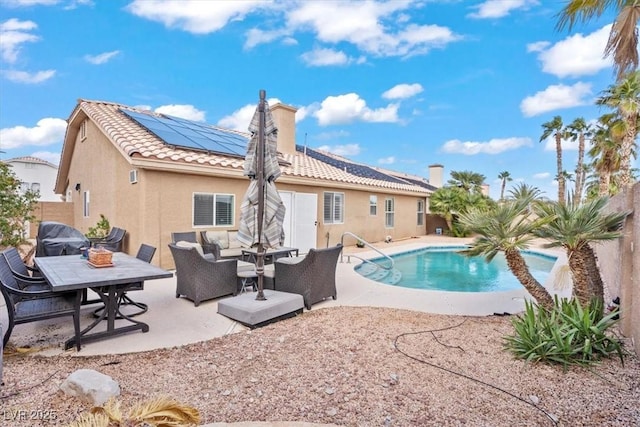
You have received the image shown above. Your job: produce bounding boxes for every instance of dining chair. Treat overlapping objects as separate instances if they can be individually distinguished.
[93,243,156,318]
[0,249,82,350]
[2,247,47,291]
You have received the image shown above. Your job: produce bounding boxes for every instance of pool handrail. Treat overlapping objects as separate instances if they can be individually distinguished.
[340,232,394,270]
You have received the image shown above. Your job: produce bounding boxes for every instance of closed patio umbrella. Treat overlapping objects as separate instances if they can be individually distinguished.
[237,90,286,300]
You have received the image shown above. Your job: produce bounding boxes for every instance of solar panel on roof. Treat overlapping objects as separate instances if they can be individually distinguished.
[298,145,408,185]
[121,109,248,157]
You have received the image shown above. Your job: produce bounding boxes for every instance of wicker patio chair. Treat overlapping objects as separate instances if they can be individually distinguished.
[274,244,343,310]
[171,231,219,259]
[0,249,82,350]
[168,243,237,306]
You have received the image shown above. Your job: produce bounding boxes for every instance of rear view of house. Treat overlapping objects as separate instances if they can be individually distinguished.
[53,99,443,268]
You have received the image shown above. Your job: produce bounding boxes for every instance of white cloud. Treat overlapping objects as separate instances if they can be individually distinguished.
[155,104,206,122]
[84,50,121,65]
[217,98,283,132]
[126,1,461,59]
[126,0,268,34]
[288,3,462,58]
[30,150,61,165]
[533,172,550,179]
[300,48,350,66]
[133,104,152,111]
[382,83,423,100]
[3,69,56,83]
[314,93,399,126]
[530,25,611,78]
[244,28,289,50]
[316,143,360,156]
[468,0,539,19]
[520,82,592,117]
[0,117,67,149]
[0,18,39,63]
[314,130,350,141]
[2,0,59,6]
[440,137,532,155]
[295,103,319,123]
[378,156,395,165]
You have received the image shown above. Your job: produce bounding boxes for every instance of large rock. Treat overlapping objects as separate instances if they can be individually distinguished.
[60,369,120,406]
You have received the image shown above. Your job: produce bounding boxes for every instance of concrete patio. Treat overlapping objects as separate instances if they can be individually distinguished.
[3,236,567,357]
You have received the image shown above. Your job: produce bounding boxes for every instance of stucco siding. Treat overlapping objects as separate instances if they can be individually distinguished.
[594,183,639,355]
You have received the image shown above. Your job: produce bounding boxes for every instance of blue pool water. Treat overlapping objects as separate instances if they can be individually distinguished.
[354,246,557,292]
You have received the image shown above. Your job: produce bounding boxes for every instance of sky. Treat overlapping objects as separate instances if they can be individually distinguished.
[0,0,635,200]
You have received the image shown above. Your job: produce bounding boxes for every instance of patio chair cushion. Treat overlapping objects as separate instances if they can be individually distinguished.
[205,231,229,249]
[176,241,205,256]
[227,231,242,249]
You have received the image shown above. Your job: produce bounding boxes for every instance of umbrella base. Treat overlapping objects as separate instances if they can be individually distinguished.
[217,290,304,328]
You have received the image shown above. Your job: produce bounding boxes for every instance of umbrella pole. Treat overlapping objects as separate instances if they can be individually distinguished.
[255,90,267,301]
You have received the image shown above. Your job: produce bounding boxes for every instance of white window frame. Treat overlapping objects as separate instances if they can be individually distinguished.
[80,120,87,140]
[83,191,90,218]
[193,193,235,227]
[323,192,344,224]
[417,199,425,226]
[385,197,394,228]
[369,195,377,216]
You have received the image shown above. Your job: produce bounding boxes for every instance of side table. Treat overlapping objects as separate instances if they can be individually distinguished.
[237,270,258,293]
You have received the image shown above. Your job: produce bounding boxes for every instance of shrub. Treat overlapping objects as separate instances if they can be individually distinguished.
[86,214,111,238]
[504,297,624,369]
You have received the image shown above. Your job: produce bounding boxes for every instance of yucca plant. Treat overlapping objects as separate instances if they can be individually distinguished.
[504,298,624,370]
[65,397,200,427]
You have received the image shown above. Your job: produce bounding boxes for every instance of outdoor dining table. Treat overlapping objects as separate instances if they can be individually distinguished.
[241,246,299,264]
[34,252,173,350]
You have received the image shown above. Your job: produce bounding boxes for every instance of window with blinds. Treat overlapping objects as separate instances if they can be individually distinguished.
[385,197,394,228]
[323,192,344,224]
[417,199,424,226]
[193,193,234,227]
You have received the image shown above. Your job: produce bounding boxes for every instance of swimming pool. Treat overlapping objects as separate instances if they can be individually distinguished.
[354,246,557,292]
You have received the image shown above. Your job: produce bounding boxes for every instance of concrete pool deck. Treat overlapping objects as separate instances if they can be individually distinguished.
[3,235,568,357]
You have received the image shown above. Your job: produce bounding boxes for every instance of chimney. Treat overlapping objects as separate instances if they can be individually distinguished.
[428,164,444,188]
[271,103,298,156]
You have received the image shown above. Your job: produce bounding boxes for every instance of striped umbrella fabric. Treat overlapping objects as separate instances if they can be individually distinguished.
[237,100,285,249]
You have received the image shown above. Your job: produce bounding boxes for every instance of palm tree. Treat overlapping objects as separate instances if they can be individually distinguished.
[498,171,512,201]
[566,117,592,204]
[429,186,465,232]
[556,1,640,80]
[508,182,545,202]
[533,197,628,307]
[458,197,555,310]
[540,116,568,205]
[447,170,486,194]
[596,71,640,188]
[589,113,624,196]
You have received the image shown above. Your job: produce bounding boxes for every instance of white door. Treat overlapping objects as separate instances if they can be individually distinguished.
[279,191,317,254]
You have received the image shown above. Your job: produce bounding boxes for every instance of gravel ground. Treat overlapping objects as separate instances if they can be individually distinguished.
[1,306,639,427]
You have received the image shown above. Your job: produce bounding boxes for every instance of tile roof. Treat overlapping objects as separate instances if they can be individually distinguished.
[4,156,58,168]
[76,99,433,195]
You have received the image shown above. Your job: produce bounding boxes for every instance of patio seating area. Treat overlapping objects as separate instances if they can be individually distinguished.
[1,236,539,357]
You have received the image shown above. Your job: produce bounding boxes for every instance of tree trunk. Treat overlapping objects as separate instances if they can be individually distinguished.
[575,134,585,204]
[505,248,554,310]
[567,248,590,307]
[598,172,611,197]
[556,134,565,205]
[581,244,605,306]
[619,113,637,188]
